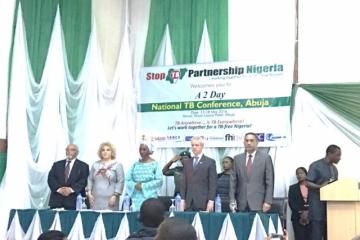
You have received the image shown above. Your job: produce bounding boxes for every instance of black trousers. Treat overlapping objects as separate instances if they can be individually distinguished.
[310,220,327,240]
[185,199,206,211]
[292,220,310,240]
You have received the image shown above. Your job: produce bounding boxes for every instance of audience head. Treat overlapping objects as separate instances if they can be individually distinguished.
[191,136,204,156]
[97,142,116,160]
[65,144,79,160]
[138,198,166,228]
[325,144,341,164]
[222,156,234,171]
[352,234,360,240]
[38,230,67,240]
[155,217,197,240]
[243,132,258,153]
[295,167,307,182]
[179,151,191,164]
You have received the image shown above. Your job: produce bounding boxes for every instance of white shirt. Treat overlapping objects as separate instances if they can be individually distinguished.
[246,151,256,164]
[66,158,77,178]
[192,153,203,165]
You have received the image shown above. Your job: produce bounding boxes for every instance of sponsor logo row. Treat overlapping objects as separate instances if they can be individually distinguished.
[224,133,286,142]
[151,133,285,142]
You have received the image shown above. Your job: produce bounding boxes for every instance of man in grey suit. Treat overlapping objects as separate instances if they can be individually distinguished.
[180,136,217,211]
[229,132,274,212]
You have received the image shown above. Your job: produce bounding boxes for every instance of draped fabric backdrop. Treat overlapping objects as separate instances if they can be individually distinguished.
[0,0,360,239]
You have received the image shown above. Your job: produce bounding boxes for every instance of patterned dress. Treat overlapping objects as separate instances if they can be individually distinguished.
[125,160,163,211]
[87,160,124,210]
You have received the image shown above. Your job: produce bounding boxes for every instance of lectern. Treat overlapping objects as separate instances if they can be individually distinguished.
[320,179,360,240]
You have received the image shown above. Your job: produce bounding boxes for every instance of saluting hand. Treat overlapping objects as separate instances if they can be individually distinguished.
[170,155,181,163]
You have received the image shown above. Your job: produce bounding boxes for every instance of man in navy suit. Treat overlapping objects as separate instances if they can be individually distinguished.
[180,136,217,211]
[48,144,89,209]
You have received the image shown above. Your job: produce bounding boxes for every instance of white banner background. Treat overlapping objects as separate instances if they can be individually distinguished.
[138,61,292,147]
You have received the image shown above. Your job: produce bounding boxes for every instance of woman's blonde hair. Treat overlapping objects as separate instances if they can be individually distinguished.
[97,142,116,160]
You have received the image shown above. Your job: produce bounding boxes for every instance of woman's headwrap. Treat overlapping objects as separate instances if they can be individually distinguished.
[139,134,154,154]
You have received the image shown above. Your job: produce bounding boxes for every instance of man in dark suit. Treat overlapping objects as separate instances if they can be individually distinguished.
[180,136,217,211]
[48,144,89,210]
[229,132,274,212]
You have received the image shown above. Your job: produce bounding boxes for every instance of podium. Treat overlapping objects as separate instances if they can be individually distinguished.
[320,179,360,240]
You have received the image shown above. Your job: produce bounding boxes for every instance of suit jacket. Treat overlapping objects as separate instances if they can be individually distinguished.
[288,182,308,221]
[48,159,89,209]
[180,154,217,211]
[229,151,274,211]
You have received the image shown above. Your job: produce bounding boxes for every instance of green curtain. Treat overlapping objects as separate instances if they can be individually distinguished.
[8,0,92,158]
[20,0,58,83]
[59,0,91,80]
[144,0,228,66]
[0,152,6,182]
[205,0,228,61]
[14,0,91,82]
[300,83,360,126]
[143,0,170,66]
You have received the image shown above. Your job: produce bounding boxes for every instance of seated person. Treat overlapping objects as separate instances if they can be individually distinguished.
[155,217,197,240]
[38,230,67,240]
[162,151,191,196]
[216,156,233,212]
[352,235,360,240]
[264,230,287,240]
[127,198,166,240]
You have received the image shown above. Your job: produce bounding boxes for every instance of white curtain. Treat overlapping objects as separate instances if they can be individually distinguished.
[288,88,360,181]
[93,0,126,84]
[298,0,360,83]
[228,0,295,63]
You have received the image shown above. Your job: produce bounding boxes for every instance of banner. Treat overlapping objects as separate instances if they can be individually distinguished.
[138,61,292,147]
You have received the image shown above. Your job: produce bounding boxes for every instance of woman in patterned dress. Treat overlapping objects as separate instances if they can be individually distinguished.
[125,142,163,211]
[86,142,124,210]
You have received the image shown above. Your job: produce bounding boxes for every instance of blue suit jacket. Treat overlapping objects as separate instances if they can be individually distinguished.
[48,159,89,209]
[180,155,217,211]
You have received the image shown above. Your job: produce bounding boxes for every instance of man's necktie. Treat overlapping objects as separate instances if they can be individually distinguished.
[246,154,253,177]
[193,157,199,168]
[64,160,71,182]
